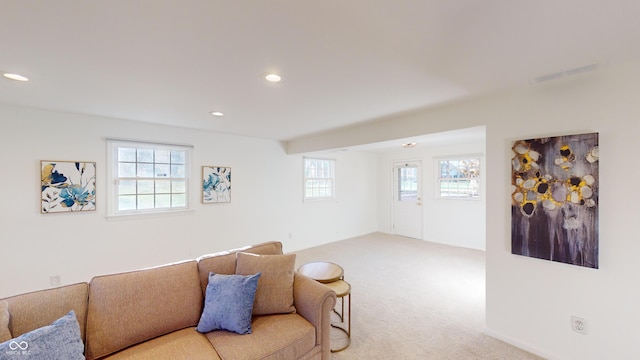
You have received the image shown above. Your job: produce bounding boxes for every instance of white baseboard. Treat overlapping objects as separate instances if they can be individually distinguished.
[483,327,561,360]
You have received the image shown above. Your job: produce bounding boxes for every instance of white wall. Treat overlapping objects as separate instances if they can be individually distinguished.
[285,150,379,248]
[376,139,486,250]
[286,62,640,359]
[482,65,640,360]
[0,104,378,298]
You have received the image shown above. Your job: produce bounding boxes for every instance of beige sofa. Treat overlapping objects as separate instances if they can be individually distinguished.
[0,241,336,359]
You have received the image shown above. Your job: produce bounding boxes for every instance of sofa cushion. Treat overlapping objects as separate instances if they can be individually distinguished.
[207,313,316,360]
[197,272,261,335]
[0,301,10,342]
[236,252,296,315]
[197,241,283,292]
[0,310,84,360]
[85,260,203,360]
[102,328,220,360]
[1,283,88,341]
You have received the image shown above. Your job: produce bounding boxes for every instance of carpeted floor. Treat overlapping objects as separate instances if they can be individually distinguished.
[292,232,544,360]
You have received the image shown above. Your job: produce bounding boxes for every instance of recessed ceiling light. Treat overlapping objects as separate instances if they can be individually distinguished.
[3,73,29,82]
[209,111,224,117]
[401,142,417,148]
[265,73,281,82]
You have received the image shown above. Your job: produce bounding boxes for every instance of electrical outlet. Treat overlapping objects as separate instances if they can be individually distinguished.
[571,316,587,334]
[50,275,60,286]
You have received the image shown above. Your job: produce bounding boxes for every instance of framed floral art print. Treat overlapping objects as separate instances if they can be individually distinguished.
[202,166,231,203]
[41,160,96,213]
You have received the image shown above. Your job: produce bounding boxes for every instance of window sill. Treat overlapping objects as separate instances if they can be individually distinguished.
[106,209,195,221]
[436,197,482,201]
[303,197,336,203]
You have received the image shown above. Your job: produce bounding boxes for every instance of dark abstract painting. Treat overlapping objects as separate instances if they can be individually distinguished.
[511,133,599,268]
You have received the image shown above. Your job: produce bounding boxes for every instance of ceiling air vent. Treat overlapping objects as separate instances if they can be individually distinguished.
[531,63,601,84]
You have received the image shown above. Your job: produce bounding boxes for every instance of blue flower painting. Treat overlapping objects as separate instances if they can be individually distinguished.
[41,161,96,213]
[202,166,231,203]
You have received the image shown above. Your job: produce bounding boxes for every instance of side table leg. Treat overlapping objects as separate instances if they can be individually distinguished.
[331,292,351,353]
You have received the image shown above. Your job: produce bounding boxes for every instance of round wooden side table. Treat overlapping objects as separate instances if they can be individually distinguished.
[297,261,351,352]
[297,261,343,283]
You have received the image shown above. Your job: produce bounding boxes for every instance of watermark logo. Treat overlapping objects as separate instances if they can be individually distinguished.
[9,342,28,351]
[6,340,30,355]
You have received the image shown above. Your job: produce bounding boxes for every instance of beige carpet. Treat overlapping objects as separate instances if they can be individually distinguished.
[292,232,544,360]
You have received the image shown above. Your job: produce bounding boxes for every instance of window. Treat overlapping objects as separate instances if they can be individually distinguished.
[398,166,418,201]
[304,158,335,200]
[107,139,192,216]
[437,157,480,199]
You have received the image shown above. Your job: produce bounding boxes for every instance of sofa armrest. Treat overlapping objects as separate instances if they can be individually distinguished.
[293,272,336,360]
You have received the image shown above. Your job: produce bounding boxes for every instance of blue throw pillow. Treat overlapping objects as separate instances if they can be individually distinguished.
[0,310,84,360]
[196,272,261,335]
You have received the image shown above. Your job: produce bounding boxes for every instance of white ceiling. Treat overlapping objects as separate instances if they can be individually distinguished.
[2,1,640,143]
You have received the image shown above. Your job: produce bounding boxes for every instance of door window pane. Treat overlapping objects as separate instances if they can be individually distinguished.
[398,167,418,201]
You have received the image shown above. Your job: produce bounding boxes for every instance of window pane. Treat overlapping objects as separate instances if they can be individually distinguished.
[317,180,325,196]
[398,167,418,201]
[118,163,136,177]
[305,180,313,197]
[326,180,333,196]
[439,180,448,195]
[156,180,171,194]
[172,180,185,193]
[450,180,459,197]
[119,180,136,195]
[155,149,171,163]
[171,151,185,164]
[470,179,479,197]
[319,162,326,177]
[172,194,186,207]
[155,164,170,178]
[138,195,155,209]
[137,163,154,178]
[118,195,136,211]
[439,161,447,177]
[171,164,185,178]
[155,194,171,208]
[118,147,136,162]
[137,149,154,163]
[137,180,154,194]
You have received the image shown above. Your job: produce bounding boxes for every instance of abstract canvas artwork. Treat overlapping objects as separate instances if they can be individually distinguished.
[511,133,599,268]
[202,166,231,203]
[41,161,96,213]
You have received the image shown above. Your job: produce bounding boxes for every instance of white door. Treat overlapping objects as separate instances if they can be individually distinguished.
[392,161,423,239]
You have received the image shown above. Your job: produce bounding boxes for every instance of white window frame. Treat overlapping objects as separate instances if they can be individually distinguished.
[436,155,481,200]
[303,157,335,201]
[106,139,193,217]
